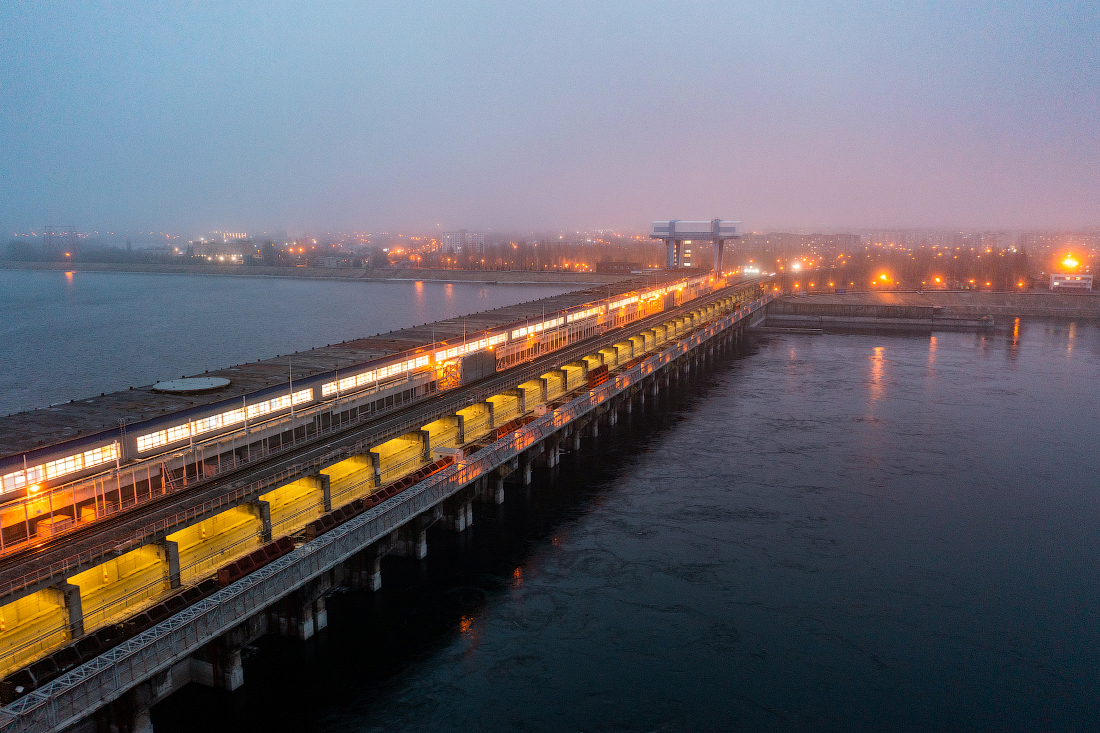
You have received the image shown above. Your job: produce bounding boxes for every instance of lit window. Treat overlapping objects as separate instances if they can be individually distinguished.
[82,444,118,468]
[137,430,167,452]
[193,414,223,434]
[165,423,191,443]
[44,453,82,480]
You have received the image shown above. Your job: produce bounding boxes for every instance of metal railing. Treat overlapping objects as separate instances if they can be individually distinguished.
[0,284,766,600]
[3,272,711,524]
[0,293,771,733]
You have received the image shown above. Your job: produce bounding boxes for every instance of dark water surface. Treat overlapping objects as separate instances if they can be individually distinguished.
[150,320,1100,732]
[0,270,574,416]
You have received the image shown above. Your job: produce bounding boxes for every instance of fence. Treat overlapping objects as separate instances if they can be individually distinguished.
[0,293,770,733]
[0,284,764,601]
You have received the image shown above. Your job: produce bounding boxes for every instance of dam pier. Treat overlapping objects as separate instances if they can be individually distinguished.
[0,272,771,733]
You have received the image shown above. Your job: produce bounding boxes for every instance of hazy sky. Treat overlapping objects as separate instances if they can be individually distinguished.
[2,1,1097,234]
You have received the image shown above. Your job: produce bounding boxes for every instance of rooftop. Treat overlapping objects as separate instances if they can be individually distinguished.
[0,275,678,458]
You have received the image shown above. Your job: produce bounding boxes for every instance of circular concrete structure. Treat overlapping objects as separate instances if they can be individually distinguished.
[152,377,231,393]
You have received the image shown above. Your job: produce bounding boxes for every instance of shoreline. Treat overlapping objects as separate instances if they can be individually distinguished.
[773,290,1100,320]
[0,261,631,285]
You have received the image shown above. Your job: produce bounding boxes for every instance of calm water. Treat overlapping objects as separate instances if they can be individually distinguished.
[140,318,1099,732]
[0,270,575,416]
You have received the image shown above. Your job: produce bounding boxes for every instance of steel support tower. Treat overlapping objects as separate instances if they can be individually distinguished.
[651,219,740,274]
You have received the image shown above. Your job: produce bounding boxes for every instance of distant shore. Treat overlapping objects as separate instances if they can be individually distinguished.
[0,261,633,285]
[777,289,1100,319]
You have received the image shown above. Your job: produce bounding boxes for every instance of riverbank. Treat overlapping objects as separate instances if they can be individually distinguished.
[766,290,1100,331]
[0,261,631,285]
[784,290,1100,318]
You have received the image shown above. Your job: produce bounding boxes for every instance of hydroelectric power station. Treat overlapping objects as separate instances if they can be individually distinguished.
[0,265,774,732]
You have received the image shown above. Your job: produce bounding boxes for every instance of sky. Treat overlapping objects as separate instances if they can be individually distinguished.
[1,1,1098,235]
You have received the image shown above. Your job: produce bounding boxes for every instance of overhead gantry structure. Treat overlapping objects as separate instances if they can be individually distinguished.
[651,220,741,274]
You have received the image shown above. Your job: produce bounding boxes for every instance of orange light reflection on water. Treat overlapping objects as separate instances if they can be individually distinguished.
[869,346,885,403]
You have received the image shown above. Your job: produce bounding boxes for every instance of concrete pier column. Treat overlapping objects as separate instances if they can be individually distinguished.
[297,598,315,640]
[452,503,467,532]
[557,367,571,392]
[444,497,472,531]
[572,430,581,450]
[59,582,84,639]
[535,442,560,469]
[131,688,155,733]
[367,551,383,591]
[416,429,431,462]
[491,473,506,504]
[394,524,428,559]
[609,408,618,426]
[590,419,599,438]
[160,539,182,589]
[193,639,245,691]
[412,529,428,559]
[253,499,272,542]
[319,473,331,512]
[119,667,180,733]
[625,396,633,414]
[350,543,387,590]
[314,596,328,632]
[370,451,382,488]
[520,457,533,485]
[221,645,245,689]
[505,388,526,415]
[484,400,496,430]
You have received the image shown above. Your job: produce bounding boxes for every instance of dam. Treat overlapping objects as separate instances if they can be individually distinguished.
[0,271,773,732]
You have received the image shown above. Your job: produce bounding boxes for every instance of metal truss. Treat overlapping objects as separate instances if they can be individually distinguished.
[0,295,771,733]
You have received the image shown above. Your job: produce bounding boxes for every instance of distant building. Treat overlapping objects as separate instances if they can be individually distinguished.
[191,239,247,262]
[741,232,862,253]
[212,231,247,242]
[314,255,355,268]
[596,261,641,274]
[443,230,484,254]
[1050,273,1093,291]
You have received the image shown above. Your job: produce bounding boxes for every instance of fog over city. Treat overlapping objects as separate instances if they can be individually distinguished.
[2,1,1097,235]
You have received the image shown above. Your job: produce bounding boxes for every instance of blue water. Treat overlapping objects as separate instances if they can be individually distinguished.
[0,270,574,416]
[145,319,1100,732]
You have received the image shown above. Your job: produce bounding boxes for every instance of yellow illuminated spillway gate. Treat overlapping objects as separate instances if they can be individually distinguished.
[0,281,764,682]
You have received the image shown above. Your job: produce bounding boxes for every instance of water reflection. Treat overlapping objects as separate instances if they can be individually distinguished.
[149,326,1100,733]
[868,345,885,403]
[1006,317,1021,361]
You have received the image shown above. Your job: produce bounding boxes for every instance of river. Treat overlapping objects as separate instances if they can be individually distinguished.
[4,272,1099,731]
[148,317,1098,732]
[0,269,575,416]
